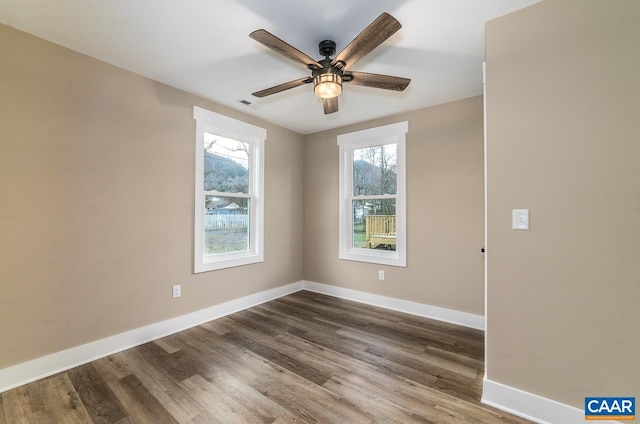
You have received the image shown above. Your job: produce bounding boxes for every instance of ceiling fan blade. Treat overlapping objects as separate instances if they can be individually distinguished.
[345,71,410,91]
[250,29,321,70]
[252,77,313,98]
[331,13,401,70]
[322,97,339,114]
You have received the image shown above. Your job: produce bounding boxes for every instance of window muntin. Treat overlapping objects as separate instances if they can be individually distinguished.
[193,106,265,273]
[338,122,407,267]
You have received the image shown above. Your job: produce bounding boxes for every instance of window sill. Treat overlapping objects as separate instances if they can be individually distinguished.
[339,248,406,267]
[195,252,263,273]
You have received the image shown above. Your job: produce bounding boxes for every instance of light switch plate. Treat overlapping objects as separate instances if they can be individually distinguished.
[512,209,530,230]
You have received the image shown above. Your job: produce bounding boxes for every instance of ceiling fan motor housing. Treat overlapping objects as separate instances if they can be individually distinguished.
[318,40,336,58]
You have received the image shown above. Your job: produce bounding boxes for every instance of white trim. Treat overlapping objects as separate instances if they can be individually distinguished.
[303,280,484,330]
[337,121,408,267]
[483,61,489,375]
[0,281,303,393]
[193,106,266,273]
[481,379,615,424]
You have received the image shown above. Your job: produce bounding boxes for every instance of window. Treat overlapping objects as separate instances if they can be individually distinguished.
[338,121,407,267]
[193,106,265,272]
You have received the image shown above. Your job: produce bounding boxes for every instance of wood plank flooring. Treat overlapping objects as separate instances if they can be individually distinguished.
[0,291,531,423]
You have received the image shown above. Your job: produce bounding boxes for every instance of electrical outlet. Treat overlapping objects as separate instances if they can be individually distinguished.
[378,270,385,280]
[172,284,181,298]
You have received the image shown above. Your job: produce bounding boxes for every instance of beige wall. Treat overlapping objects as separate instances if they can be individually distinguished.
[0,24,304,369]
[486,0,639,408]
[304,97,485,315]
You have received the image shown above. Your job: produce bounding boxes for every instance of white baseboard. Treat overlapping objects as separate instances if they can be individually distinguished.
[482,378,618,424]
[0,281,304,393]
[302,280,485,330]
[3,280,615,424]
[1,280,484,394]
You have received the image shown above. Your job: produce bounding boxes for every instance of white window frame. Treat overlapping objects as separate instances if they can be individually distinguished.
[337,121,407,267]
[193,106,266,273]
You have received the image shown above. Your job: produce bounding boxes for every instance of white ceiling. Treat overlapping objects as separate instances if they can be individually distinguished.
[0,0,540,134]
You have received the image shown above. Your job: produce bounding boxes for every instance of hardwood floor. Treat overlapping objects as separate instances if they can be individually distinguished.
[0,291,531,423]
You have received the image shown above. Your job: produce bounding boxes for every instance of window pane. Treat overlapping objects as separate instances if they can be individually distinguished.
[352,199,396,251]
[204,133,249,194]
[204,195,249,254]
[353,143,397,196]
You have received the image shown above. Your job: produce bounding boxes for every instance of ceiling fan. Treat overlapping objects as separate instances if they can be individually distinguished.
[249,12,411,115]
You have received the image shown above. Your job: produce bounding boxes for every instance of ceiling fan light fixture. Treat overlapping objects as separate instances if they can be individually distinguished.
[250,13,410,113]
[313,72,342,98]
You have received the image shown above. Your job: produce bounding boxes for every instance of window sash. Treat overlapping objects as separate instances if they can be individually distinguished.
[201,138,258,259]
